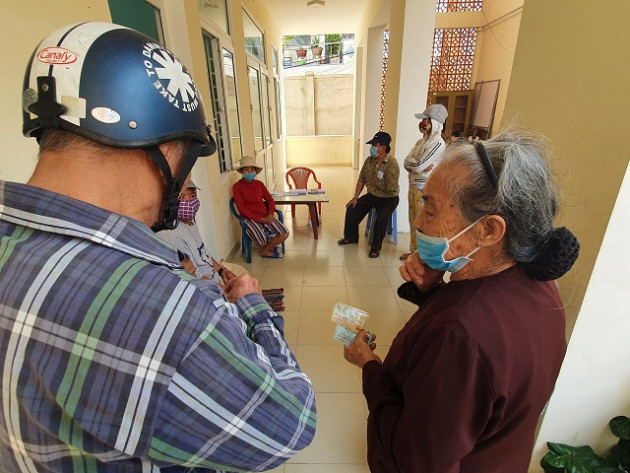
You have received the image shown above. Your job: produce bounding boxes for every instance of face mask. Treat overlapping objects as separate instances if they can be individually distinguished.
[243,173,257,182]
[178,198,200,221]
[369,146,379,157]
[415,218,482,272]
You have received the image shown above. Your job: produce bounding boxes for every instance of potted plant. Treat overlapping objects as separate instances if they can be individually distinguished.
[311,36,323,58]
[325,33,343,63]
[541,415,630,473]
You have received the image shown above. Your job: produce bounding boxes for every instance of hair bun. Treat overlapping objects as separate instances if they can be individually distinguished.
[524,227,580,281]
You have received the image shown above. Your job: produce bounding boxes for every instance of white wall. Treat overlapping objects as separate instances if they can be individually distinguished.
[0,1,112,184]
[529,160,630,470]
[391,0,437,234]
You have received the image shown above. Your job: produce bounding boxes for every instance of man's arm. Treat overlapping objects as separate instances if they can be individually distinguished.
[149,286,316,471]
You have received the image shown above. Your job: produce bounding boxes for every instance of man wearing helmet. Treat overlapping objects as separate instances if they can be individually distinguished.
[0,22,315,472]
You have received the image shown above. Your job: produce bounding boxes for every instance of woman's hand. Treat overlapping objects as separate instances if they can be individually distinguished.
[344,330,381,369]
[400,252,444,292]
[345,197,358,208]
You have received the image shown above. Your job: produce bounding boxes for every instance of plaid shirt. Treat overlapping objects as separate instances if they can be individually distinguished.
[358,153,400,198]
[0,180,316,473]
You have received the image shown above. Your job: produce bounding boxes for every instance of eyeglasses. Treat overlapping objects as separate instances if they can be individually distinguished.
[474,141,498,188]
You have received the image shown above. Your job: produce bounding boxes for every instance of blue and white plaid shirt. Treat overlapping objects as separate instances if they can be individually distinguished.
[0,180,316,472]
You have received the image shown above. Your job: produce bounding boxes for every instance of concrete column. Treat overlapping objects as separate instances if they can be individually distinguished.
[383,0,437,234]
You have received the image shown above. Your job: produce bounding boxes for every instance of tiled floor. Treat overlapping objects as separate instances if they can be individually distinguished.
[227,166,417,472]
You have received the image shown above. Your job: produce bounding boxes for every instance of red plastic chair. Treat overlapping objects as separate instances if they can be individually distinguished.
[285,167,323,217]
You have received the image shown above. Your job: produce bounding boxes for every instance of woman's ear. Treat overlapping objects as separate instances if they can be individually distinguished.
[477,215,506,247]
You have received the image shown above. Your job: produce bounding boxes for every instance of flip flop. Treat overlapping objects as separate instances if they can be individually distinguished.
[260,253,281,258]
[368,250,380,258]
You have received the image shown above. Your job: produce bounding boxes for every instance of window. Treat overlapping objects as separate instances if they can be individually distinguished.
[248,66,264,152]
[261,73,272,147]
[203,32,240,173]
[108,0,164,43]
[198,0,229,35]
[274,78,282,139]
[243,10,265,63]
[436,0,483,13]
[223,49,242,165]
[428,28,477,95]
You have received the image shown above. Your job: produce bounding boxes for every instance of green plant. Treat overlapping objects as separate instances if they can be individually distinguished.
[325,33,343,56]
[541,416,630,473]
[311,36,320,48]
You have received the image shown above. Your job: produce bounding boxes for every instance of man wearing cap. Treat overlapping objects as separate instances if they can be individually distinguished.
[400,103,448,260]
[233,156,290,257]
[0,23,315,472]
[338,131,400,258]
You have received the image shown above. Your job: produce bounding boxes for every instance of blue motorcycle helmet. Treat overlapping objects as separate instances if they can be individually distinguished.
[22,22,216,230]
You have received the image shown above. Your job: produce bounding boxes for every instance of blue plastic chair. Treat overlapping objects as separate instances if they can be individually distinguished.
[229,197,285,263]
[365,207,398,245]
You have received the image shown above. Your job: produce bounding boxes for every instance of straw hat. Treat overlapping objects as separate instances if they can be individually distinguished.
[235,156,263,174]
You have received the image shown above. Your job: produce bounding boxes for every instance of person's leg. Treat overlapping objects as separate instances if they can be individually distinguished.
[401,187,423,259]
[260,220,289,256]
[370,196,399,255]
[244,219,269,249]
[341,194,372,243]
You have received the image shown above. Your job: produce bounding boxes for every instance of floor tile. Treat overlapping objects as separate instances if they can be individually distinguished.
[300,286,349,310]
[286,393,368,464]
[346,286,400,312]
[295,345,361,393]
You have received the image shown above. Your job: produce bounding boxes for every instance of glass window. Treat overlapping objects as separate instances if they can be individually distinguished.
[243,11,265,63]
[271,46,279,76]
[198,0,229,35]
[203,32,236,173]
[274,78,282,139]
[261,73,272,146]
[108,0,164,43]
[248,66,264,152]
[223,49,242,164]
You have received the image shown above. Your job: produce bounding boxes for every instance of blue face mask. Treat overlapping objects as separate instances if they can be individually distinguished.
[243,173,256,182]
[415,219,482,272]
[369,146,379,157]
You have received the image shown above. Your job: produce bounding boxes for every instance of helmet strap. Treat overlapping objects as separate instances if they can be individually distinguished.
[146,141,202,232]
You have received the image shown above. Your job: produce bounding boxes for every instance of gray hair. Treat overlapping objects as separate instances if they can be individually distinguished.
[39,129,190,156]
[443,127,559,264]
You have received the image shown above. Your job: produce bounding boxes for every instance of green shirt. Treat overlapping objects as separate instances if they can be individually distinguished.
[359,153,400,198]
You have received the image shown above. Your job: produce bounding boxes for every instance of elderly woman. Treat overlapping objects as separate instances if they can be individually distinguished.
[343,128,579,473]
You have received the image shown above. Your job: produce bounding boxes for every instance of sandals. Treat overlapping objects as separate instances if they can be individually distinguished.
[368,250,380,258]
[337,238,357,245]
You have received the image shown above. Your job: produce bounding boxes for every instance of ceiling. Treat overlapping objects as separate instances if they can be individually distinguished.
[260,0,384,35]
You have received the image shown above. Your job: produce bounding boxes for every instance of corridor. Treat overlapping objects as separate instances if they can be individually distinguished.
[227,166,416,472]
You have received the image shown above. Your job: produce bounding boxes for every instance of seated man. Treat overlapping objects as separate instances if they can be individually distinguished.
[158,180,285,310]
[338,131,400,258]
[233,156,289,258]
[157,180,244,280]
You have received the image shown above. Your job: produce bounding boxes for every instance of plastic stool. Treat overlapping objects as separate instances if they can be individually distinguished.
[365,208,398,245]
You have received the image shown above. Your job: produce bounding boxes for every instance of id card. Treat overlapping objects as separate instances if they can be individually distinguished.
[377,170,384,180]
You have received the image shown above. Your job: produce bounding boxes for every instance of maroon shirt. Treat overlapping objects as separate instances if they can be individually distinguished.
[363,266,566,473]
[233,178,276,222]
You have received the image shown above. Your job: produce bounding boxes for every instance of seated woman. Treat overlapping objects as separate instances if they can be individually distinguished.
[233,156,289,258]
